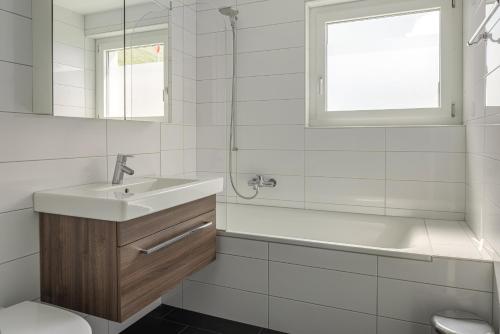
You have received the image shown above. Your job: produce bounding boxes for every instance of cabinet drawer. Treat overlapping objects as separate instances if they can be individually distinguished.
[117,195,216,246]
[118,211,216,320]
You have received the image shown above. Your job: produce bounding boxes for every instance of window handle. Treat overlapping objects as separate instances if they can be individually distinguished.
[318,77,324,96]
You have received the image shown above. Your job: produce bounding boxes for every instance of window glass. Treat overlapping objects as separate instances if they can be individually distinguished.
[104,42,165,119]
[326,10,441,112]
[126,43,166,119]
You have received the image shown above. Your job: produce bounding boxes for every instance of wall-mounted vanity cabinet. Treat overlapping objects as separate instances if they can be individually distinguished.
[39,196,216,322]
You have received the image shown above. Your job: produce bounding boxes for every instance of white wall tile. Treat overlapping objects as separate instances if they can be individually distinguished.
[188,253,268,293]
[107,120,161,155]
[197,149,227,172]
[269,296,376,334]
[0,113,106,162]
[0,10,32,65]
[236,99,304,125]
[197,9,226,34]
[162,124,183,150]
[387,152,465,182]
[237,47,304,77]
[183,125,197,149]
[237,126,304,150]
[305,128,385,151]
[387,181,465,212]
[237,0,304,29]
[237,21,304,53]
[237,73,304,101]
[386,127,465,152]
[183,280,268,328]
[0,209,37,264]
[0,254,40,307]
[0,0,31,17]
[378,277,492,324]
[161,150,184,177]
[269,261,377,314]
[306,177,385,208]
[196,102,227,125]
[0,157,107,213]
[306,151,385,179]
[238,150,304,176]
[197,126,226,149]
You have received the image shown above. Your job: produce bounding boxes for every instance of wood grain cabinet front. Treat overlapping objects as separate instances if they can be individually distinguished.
[39,196,216,322]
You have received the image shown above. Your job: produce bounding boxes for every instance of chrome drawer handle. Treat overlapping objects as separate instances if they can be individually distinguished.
[138,221,213,255]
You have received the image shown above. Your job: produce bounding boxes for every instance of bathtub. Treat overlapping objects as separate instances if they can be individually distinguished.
[220,204,434,260]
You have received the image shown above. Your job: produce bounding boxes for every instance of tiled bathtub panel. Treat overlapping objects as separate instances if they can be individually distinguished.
[269,261,377,314]
[269,296,376,334]
[378,277,492,324]
[183,280,268,328]
[269,243,377,276]
[216,236,268,260]
[187,253,268,294]
[378,256,493,292]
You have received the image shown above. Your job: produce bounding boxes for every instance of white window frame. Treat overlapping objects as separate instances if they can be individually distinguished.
[96,30,168,121]
[306,0,463,127]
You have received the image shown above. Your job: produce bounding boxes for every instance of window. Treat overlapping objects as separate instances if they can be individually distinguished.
[307,0,462,126]
[96,30,168,121]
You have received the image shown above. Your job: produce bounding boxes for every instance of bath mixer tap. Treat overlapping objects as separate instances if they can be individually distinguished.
[248,175,277,191]
[112,154,135,185]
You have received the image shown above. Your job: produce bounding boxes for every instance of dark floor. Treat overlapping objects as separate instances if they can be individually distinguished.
[120,305,286,334]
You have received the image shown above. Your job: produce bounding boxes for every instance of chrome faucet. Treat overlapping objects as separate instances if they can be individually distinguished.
[112,154,135,185]
[248,175,277,191]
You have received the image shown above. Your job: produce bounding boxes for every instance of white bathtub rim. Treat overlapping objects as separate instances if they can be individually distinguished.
[217,230,433,262]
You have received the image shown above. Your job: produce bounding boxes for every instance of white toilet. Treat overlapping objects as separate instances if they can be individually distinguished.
[0,301,91,334]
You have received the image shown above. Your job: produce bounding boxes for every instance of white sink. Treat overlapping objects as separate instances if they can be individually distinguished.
[34,177,224,221]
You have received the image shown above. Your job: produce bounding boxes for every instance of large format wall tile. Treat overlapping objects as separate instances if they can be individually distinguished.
[0,157,107,213]
[0,113,106,162]
[0,254,40,307]
[0,9,32,65]
[0,209,37,264]
[0,61,32,113]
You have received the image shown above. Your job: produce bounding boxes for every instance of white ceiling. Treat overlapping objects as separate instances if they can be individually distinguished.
[53,0,159,15]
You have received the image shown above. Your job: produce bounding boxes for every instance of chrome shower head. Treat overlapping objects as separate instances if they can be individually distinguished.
[219,6,238,27]
[219,6,239,17]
